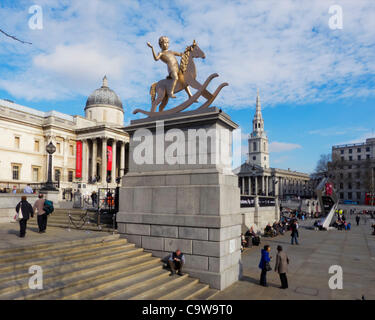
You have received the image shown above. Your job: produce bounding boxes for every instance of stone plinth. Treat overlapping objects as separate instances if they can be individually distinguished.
[117,107,242,290]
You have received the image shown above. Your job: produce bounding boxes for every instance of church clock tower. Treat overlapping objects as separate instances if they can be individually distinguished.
[248,90,269,168]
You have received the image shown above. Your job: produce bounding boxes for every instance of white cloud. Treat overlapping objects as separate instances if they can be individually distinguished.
[0,0,374,114]
[269,141,302,153]
[308,126,369,137]
[337,132,375,145]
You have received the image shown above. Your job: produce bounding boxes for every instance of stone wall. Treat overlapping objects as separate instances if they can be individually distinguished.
[241,203,279,234]
[0,194,38,223]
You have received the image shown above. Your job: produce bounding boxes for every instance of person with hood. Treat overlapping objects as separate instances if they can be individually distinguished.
[259,245,272,287]
[15,196,34,238]
[274,245,289,289]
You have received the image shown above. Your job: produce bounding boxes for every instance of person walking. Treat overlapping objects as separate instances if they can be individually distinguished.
[91,191,98,207]
[33,194,47,233]
[274,245,289,289]
[259,245,272,287]
[355,214,360,226]
[15,196,34,238]
[291,220,299,245]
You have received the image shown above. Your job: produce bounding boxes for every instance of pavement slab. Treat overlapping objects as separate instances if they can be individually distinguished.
[214,216,375,300]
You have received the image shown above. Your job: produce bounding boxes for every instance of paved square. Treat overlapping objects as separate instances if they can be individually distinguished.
[214,216,375,300]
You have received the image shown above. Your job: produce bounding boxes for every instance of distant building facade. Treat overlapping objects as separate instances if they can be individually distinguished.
[0,76,129,200]
[234,92,312,199]
[330,138,375,204]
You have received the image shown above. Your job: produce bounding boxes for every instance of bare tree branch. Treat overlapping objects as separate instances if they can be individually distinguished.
[0,28,32,45]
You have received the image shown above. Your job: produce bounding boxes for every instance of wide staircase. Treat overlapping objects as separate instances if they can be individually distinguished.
[28,208,115,232]
[0,234,218,300]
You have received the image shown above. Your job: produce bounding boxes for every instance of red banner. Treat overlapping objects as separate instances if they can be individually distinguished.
[76,141,82,178]
[107,146,112,171]
[325,182,333,196]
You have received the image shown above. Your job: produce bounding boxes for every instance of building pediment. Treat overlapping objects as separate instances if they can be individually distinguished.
[235,162,265,175]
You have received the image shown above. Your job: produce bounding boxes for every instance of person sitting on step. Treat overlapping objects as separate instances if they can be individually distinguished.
[168,249,185,276]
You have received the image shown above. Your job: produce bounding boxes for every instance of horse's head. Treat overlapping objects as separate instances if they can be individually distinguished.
[190,40,205,59]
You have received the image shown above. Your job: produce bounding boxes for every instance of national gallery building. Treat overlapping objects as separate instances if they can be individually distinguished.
[0,77,129,199]
[234,92,312,199]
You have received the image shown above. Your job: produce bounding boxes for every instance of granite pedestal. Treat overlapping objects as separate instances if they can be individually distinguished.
[117,108,242,290]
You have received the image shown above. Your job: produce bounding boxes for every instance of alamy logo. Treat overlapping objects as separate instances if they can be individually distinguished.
[132,121,242,168]
[328,5,343,30]
[28,265,43,290]
[28,5,43,30]
[328,265,343,290]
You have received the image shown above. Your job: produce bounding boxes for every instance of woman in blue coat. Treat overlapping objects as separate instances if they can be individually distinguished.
[259,245,272,287]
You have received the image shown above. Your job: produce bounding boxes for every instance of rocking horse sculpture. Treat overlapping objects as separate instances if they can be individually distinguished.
[133,37,228,117]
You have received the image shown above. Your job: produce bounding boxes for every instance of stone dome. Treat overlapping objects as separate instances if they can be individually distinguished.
[85,76,123,111]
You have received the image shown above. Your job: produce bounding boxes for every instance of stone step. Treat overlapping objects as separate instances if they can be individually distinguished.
[104,273,190,300]
[32,264,166,300]
[0,252,160,298]
[191,288,219,300]
[0,247,150,286]
[0,238,128,264]
[82,268,173,300]
[0,233,119,256]
[163,282,209,300]
[0,231,217,300]
[130,275,197,300]
[27,221,115,232]
[0,242,137,274]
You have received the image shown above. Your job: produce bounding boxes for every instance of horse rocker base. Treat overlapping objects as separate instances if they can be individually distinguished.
[133,73,228,117]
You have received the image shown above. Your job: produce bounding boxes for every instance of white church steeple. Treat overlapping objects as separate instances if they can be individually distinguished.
[248,90,269,168]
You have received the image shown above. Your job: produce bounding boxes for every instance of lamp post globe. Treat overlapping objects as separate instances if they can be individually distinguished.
[46,141,56,155]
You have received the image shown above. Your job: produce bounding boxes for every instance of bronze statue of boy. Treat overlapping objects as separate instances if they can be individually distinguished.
[147,36,182,98]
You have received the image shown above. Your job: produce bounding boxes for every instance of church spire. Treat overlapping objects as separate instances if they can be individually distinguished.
[252,89,264,134]
[255,88,262,119]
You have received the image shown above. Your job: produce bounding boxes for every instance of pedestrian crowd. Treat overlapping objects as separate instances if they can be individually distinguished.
[14,194,54,238]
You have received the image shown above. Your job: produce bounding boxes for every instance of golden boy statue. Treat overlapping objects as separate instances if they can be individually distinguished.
[147,36,182,98]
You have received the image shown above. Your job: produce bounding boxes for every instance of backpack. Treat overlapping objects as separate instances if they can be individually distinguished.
[43,200,54,215]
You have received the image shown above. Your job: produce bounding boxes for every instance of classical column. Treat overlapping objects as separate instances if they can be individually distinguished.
[91,138,97,180]
[120,141,125,177]
[101,137,107,183]
[265,176,268,196]
[248,176,252,195]
[82,139,88,183]
[262,176,265,195]
[63,137,69,182]
[111,139,117,183]
[255,176,258,195]
[241,177,245,195]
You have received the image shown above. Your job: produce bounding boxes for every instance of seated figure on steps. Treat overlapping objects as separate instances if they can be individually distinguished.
[168,249,185,276]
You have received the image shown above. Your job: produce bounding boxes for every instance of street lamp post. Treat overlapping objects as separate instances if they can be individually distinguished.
[41,141,58,191]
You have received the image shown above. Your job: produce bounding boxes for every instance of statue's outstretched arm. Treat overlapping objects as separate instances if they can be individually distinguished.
[147,42,161,61]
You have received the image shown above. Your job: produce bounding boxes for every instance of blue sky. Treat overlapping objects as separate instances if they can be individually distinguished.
[0,0,374,174]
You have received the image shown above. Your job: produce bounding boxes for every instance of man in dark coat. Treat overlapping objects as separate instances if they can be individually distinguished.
[274,245,289,289]
[355,214,360,226]
[91,191,98,207]
[15,196,34,238]
[291,221,299,245]
[168,249,185,276]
